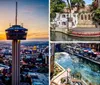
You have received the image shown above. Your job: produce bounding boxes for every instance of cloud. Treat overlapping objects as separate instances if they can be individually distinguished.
[0,33,6,40]
[0,32,48,40]
[27,32,48,39]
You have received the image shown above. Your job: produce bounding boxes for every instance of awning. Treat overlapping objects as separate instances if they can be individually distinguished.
[84,50,88,52]
[83,48,92,53]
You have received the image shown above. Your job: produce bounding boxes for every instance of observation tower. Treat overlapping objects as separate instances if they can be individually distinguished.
[5,2,28,85]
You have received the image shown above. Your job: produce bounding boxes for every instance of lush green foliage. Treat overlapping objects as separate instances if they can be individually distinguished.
[71,0,85,12]
[61,78,66,83]
[92,0,98,10]
[73,72,82,79]
[92,8,100,23]
[89,0,98,12]
[50,0,66,21]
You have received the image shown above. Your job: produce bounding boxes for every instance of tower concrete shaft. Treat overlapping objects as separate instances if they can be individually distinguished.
[12,40,20,85]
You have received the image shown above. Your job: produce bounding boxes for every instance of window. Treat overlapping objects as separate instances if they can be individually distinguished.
[25,31,27,33]
[72,22,75,26]
[23,35,26,38]
[62,22,66,25]
[67,14,69,17]
[85,15,87,20]
[73,14,76,17]
[88,14,91,20]
[62,14,66,18]
[81,15,83,20]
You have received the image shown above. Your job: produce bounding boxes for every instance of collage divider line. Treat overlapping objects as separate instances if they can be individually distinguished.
[49,0,50,85]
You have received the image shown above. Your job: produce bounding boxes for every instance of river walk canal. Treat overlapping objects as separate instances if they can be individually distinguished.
[55,52,100,85]
[51,32,100,41]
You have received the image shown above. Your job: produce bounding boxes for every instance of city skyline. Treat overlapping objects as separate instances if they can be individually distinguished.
[0,0,49,40]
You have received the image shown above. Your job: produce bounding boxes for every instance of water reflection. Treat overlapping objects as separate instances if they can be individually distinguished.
[55,52,100,85]
[51,31,100,41]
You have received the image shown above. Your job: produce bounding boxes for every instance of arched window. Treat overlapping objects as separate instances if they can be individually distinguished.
[62,14,66,18]
[85,15,87,20]
[88,14,91,20]
[81,14,83,20]
[62,22,66,25]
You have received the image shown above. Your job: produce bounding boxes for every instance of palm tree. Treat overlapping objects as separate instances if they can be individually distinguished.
[66,0,72,30]
[66,0,71,12]
[66,0,85,25]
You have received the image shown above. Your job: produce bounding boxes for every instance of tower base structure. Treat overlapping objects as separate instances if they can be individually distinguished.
[12,40,20,85]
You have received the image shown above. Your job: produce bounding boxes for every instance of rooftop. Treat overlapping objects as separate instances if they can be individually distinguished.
[5,25,28,31]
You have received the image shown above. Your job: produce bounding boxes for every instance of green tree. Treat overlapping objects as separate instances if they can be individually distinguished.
[89,0,98,12]
[50,0,66,21]
[92,8,100,27]
[65,0,85,30]
[70,0,85,12]
[92,0,98,10]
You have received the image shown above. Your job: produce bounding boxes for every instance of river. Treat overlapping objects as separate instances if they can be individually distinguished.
[51,31,100,41]
[55,52,100,85]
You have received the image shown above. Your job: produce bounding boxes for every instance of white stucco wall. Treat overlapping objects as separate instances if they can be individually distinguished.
[52,13,78,29]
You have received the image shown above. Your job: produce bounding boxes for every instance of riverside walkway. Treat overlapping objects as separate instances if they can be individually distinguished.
[76,54,100,65]
[64,46,100,65]
[71,27,100,37]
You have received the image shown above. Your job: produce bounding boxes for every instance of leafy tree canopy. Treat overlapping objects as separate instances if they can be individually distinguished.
[50,0,66,21]
[71,0,85,11]
[92,8,100,22]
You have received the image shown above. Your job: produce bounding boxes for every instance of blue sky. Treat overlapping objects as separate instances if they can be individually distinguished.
[63,0,93,5]
[84,0,93,5]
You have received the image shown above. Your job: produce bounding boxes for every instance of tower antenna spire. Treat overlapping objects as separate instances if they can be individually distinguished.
[15,2,18,25]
